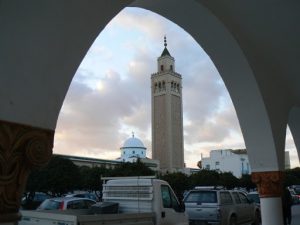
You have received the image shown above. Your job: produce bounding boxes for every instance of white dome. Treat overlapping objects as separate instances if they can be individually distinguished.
[121,136,146,149]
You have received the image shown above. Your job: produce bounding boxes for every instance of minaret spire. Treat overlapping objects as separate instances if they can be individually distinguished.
[164,35,167,47]
[161,35,171,57]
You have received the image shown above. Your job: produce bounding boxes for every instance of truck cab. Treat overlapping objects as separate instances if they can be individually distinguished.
[102,176,188,225]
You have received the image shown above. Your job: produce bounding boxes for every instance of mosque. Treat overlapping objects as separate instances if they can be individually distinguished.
[56,131,199,174]
[57,38,191,174]
[116,132,160,170]
[55,132,160,171]
[1,2,299,224]
[117,132,148,162]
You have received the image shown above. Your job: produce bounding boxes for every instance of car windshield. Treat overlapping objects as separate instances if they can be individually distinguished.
[38,199,61,210]
[185,191,217,204]
[65,193,97,201]
[294,188,300,195]
[247,193,260,204]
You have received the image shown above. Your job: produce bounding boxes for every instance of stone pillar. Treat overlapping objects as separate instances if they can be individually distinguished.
[252,171,284,225]
[0,120,53,224]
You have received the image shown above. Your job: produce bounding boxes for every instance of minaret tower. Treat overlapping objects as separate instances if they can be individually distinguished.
[151,36,184,173]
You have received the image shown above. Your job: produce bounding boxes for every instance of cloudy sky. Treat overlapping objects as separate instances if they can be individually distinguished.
[53,7,299,168]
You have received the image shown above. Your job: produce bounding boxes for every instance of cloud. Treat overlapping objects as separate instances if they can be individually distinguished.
[54,7,242,166]
[54,7,299,169]
[111,7,168,41]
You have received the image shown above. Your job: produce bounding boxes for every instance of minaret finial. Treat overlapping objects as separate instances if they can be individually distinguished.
[164,35,167,47]
[132,131,134,138]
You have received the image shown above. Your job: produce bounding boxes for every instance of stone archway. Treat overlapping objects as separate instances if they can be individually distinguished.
[0,1,298,225]
[131,2,291,224]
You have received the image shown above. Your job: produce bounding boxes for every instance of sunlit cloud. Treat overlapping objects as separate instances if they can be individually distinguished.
[53,7,299,169]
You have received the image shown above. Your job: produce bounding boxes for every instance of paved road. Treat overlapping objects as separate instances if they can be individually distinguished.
[242,204,300,225]
[291,204,300,225]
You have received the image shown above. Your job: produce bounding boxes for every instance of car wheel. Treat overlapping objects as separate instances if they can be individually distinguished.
[229,216,237,225]
[252,210,261,225]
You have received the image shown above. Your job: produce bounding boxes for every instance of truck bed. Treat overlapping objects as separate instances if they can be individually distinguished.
[19,210,155,225]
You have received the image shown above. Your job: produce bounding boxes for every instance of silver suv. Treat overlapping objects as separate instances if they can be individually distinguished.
[183,188,260,225]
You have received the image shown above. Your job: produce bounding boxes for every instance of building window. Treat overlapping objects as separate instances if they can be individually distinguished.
[172,82,177,92]
[161,65,164,71]
[205,165,210,170]
[215,161,220,165]
[132,151,135,154]
[170,65,173,71]
[162,81,166,90]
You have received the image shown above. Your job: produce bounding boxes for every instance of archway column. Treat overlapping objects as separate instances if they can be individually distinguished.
[0,120,53,224]
[252,171,284,225]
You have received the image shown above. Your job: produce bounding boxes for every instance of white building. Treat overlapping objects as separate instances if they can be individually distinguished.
[201,149,250,178]
[55,134,160,172]
[117,133,160,171]
[118,133,147,162]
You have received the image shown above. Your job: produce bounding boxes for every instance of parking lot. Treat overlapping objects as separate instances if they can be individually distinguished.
[291,204,300,225]
[241,204,300,225]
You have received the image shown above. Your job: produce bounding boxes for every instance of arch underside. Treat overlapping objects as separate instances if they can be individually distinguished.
[0,0,298,172]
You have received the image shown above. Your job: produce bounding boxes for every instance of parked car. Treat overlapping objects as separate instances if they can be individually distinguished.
[37,197,96,210]
[289,185,300,204]
[288,188,300,204]
[65,192,99,201]
[247,191,260,206]
[21,192,51,210]
[184,188,260,225]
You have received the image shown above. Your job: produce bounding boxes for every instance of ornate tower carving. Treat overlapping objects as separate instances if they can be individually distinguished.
[151,37,184,173]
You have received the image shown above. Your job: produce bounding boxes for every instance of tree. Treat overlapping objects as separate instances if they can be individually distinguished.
[197,161,202,169]
[286,167,300,179]
[238,174,256,191]
[109,160,155,177]
[219,172,239,189]
[284,168,300,187]
[160,172,191,200]
[26,156,81,196]
[190,170,221,187]
[79,166,111,199]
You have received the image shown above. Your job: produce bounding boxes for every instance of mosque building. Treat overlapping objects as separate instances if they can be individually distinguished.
[56,37,189,174]
[118,132,146,162]
[56,132,160,172]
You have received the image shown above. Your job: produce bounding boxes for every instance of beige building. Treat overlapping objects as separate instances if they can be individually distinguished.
[55,154,120,169]
[54,134,160,172]
[151,37,184,173]
[285,151,291,170]
[55,153,160,172]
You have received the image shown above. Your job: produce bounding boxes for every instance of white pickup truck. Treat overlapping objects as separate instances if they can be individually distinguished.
[19,176,189,225]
